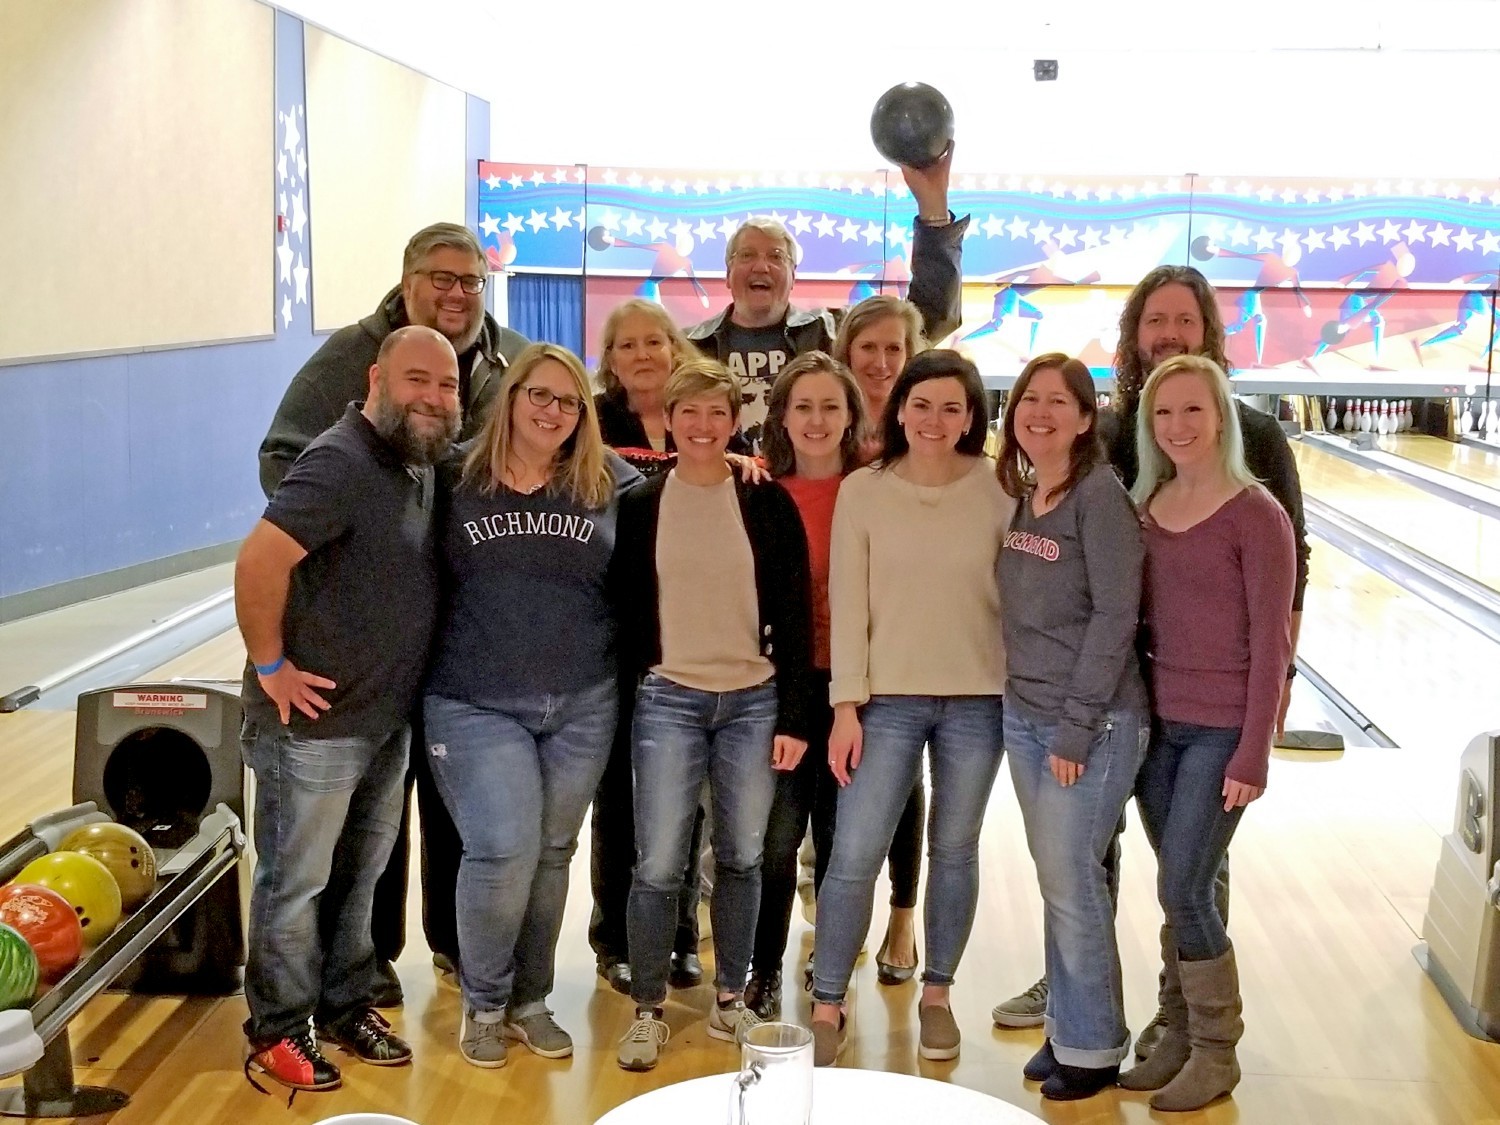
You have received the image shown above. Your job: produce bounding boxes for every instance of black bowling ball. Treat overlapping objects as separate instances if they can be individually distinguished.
[870,82,954,169]
[1320,320,1349,346]
[587,226,615,252]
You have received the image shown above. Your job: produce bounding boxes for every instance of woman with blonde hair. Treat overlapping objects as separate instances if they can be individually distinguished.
[423,342,643,1069]
[1120,354,1293,1111]
[594,298,695,461]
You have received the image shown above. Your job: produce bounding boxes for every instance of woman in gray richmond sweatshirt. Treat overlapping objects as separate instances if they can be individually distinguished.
[994,353,1148,1101]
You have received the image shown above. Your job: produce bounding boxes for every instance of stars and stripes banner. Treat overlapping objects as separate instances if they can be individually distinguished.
[482,161,1500,387]
[479,162,1500,288]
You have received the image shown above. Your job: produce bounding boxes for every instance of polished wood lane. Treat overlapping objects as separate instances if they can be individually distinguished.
[1296,537,1500,752]
[1293,440,1500,593]
[1379,433,1500,489]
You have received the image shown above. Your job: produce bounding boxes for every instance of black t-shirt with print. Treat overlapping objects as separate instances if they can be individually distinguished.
[724,322,791,448]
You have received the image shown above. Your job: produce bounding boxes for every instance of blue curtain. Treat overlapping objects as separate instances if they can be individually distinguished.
[507,273,584,355]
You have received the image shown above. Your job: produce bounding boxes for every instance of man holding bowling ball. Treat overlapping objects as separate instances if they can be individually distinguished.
[685,86,967,449]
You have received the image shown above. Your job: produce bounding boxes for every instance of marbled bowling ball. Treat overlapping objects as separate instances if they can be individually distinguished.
[0,883,83,984]
[61,822,158,911]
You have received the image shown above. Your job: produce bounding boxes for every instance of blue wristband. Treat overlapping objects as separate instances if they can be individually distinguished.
[254,655,285,676]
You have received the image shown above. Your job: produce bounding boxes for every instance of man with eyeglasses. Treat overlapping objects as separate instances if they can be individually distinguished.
[685,152,967,446]
[259,222,528,495]
[257,221,528,1010]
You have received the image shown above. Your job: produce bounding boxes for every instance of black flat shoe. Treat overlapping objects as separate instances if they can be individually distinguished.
[1023,1038,1058,1082]
[597,958,632,996]
[1041,1062,1119,1101]
[875,932,917,986]
[668,950,703,989]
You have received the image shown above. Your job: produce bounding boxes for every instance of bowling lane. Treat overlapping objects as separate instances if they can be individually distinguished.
[1378,432,1500,489]
[1292,439,1500,592]
[1296,537,1500,751]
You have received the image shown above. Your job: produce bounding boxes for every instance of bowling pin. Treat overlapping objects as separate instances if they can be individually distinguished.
[1343,398,1356,431]
[1379,401,1391,435]
[1360,401,1372,432]
[1405,400,1414,432]
[1326,399,1338,430]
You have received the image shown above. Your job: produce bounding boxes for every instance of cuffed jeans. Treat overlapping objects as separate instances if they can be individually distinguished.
[627,674,779,1005]
[423,678,616,1017]
[812,695,1005,1005]
[241,720,408,1047]
[1006,700,1147,1067]
[1134,719,1246,961]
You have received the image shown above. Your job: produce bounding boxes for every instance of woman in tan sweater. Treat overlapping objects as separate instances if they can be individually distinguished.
[809,349,1014,1067]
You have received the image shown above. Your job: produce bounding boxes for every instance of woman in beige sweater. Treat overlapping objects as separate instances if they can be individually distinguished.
[809,349,1013,1067]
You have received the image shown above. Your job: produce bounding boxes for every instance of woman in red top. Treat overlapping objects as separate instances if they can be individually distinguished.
[741,350,869,1019]
[1121,354,1294,1112]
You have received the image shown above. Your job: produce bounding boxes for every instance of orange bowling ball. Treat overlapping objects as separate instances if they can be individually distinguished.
[0,883,83,983]
[60,822,158,911]
[15,852,122,946]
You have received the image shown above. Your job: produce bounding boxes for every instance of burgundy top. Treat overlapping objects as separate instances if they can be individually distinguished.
[1142,486,1295,787]
[778,473,844,670]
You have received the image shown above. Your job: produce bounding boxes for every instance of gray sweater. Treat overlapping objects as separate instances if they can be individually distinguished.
[997,463,1147,764]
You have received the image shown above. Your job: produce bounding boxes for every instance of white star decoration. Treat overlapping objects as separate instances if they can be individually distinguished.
[290,191,307,239]
[623,214,646,238]
[479,214,501,238]
[292,255,308,304]
[276,234,293,284]
[281,295,292,327]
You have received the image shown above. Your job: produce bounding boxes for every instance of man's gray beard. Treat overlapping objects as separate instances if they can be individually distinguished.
[443,316,483,355]
[372,395,459,466]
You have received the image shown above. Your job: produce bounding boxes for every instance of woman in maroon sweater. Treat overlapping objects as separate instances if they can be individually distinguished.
[1122,354,1293,1112]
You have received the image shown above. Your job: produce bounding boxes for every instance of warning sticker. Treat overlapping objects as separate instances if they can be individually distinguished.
[112,692,208,711]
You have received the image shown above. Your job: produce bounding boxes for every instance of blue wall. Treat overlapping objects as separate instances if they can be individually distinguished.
[0,11,489,606]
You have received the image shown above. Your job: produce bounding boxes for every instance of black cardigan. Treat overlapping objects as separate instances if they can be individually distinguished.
[611,473,815,741]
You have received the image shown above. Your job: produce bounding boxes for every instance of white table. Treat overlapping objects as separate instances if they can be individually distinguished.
[595,1067,1044,1124]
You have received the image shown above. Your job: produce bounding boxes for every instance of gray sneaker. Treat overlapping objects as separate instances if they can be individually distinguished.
[504,1008,573,1059]
[461,1009,508,1069]
[992,976,1049,1029]
[617,1009,669,1071]
[708,998,762,1043]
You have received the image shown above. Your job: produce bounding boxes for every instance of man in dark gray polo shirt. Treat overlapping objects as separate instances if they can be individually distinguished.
[236,326,459,1093]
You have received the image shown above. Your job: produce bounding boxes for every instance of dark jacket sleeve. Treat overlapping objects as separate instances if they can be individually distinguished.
[906,216,969,343]
[258,326,378,498]
[750,482,815,741]
[608,475,664,681]
[1238,403,1310,612]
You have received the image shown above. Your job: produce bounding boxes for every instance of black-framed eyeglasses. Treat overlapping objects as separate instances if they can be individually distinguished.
[417,269,486,294]
[525,386,584,415]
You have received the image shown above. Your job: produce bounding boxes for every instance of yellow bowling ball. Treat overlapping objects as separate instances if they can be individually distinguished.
[60,823,158,911]
[15,851,123,946]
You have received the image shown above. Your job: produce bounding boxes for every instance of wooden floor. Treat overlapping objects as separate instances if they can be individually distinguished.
[1381,433,1500,490]
[1293,439,1500,593]
[5,632,1500,1123]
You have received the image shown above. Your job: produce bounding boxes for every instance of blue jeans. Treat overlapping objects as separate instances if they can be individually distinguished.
[423,678,616,1017]
[627,673,779,1005]
[1134,719,1246,961]
[812,695,1005,1004]
[1006,700,1147,1067]
[240,720,409,1046]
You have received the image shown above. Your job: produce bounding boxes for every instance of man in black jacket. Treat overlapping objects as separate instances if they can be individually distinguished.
[257,222,529,1006]
[259,222,529,495]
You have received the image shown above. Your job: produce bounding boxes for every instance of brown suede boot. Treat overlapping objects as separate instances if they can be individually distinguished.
[1118,946,1189,1091]
[1150,947,1243,1112]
